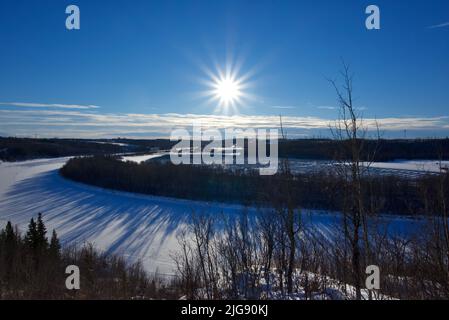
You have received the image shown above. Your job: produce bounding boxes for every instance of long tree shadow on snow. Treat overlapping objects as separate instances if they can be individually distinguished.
[0,169,247,270]
[0,168,421,272]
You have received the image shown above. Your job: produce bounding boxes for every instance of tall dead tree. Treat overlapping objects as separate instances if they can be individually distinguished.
[329,62,379,299]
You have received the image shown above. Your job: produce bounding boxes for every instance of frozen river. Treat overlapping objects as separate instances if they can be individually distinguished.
[0,156,424,274]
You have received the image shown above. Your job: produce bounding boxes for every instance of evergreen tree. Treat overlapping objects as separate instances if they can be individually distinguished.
[2,221,18,257]
[2,221,18,285]
[36,213,48,249]
[24,217,38,251]
[49,229,61,258]
[4,221,16,244]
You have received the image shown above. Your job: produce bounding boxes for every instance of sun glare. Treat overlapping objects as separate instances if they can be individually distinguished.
[213,76,242,105]
[201,59,253,115]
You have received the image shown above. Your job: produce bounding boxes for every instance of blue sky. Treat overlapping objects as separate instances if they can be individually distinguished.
[0,0,448,138]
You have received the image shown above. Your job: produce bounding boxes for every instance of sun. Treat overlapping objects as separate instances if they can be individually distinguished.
[200,60,253,114]
[213,76,242,106]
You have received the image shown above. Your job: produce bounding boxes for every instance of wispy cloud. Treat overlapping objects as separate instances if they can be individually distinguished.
[317,105,368,111]
[0,102,101,109]
[428,21,449,29]
[0,108,448,138]
[271,106,297,109]
[316,106,337,110]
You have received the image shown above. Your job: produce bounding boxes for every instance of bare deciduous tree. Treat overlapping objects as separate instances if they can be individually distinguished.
[329,61,380,299]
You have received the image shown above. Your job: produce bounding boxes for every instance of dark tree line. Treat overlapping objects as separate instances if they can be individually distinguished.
[2,136,449,162]
[279,138,449,161]
[0,137,126,161]
[0,214,179,299]
[60,156,449,217]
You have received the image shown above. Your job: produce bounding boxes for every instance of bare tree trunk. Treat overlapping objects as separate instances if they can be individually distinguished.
[329,61,379,299]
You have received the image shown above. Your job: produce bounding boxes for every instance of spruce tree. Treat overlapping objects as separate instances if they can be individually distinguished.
[24,218,38,251]
[5,221,15,244]
[2,221,17,286]
[49,229,61,258]
[3,221,17,259]
[36,213,48,250]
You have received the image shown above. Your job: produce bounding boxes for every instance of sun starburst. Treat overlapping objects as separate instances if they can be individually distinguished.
[201,60,253,115]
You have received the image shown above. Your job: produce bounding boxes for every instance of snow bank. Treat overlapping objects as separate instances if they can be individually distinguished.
[120,153,166,164]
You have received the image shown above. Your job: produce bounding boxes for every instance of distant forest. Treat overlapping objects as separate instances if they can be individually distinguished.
[278,138,449,161]
[60,156,448,216]
[2,136,449,162]
[0,137,172,161]
[0,137,123,161]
